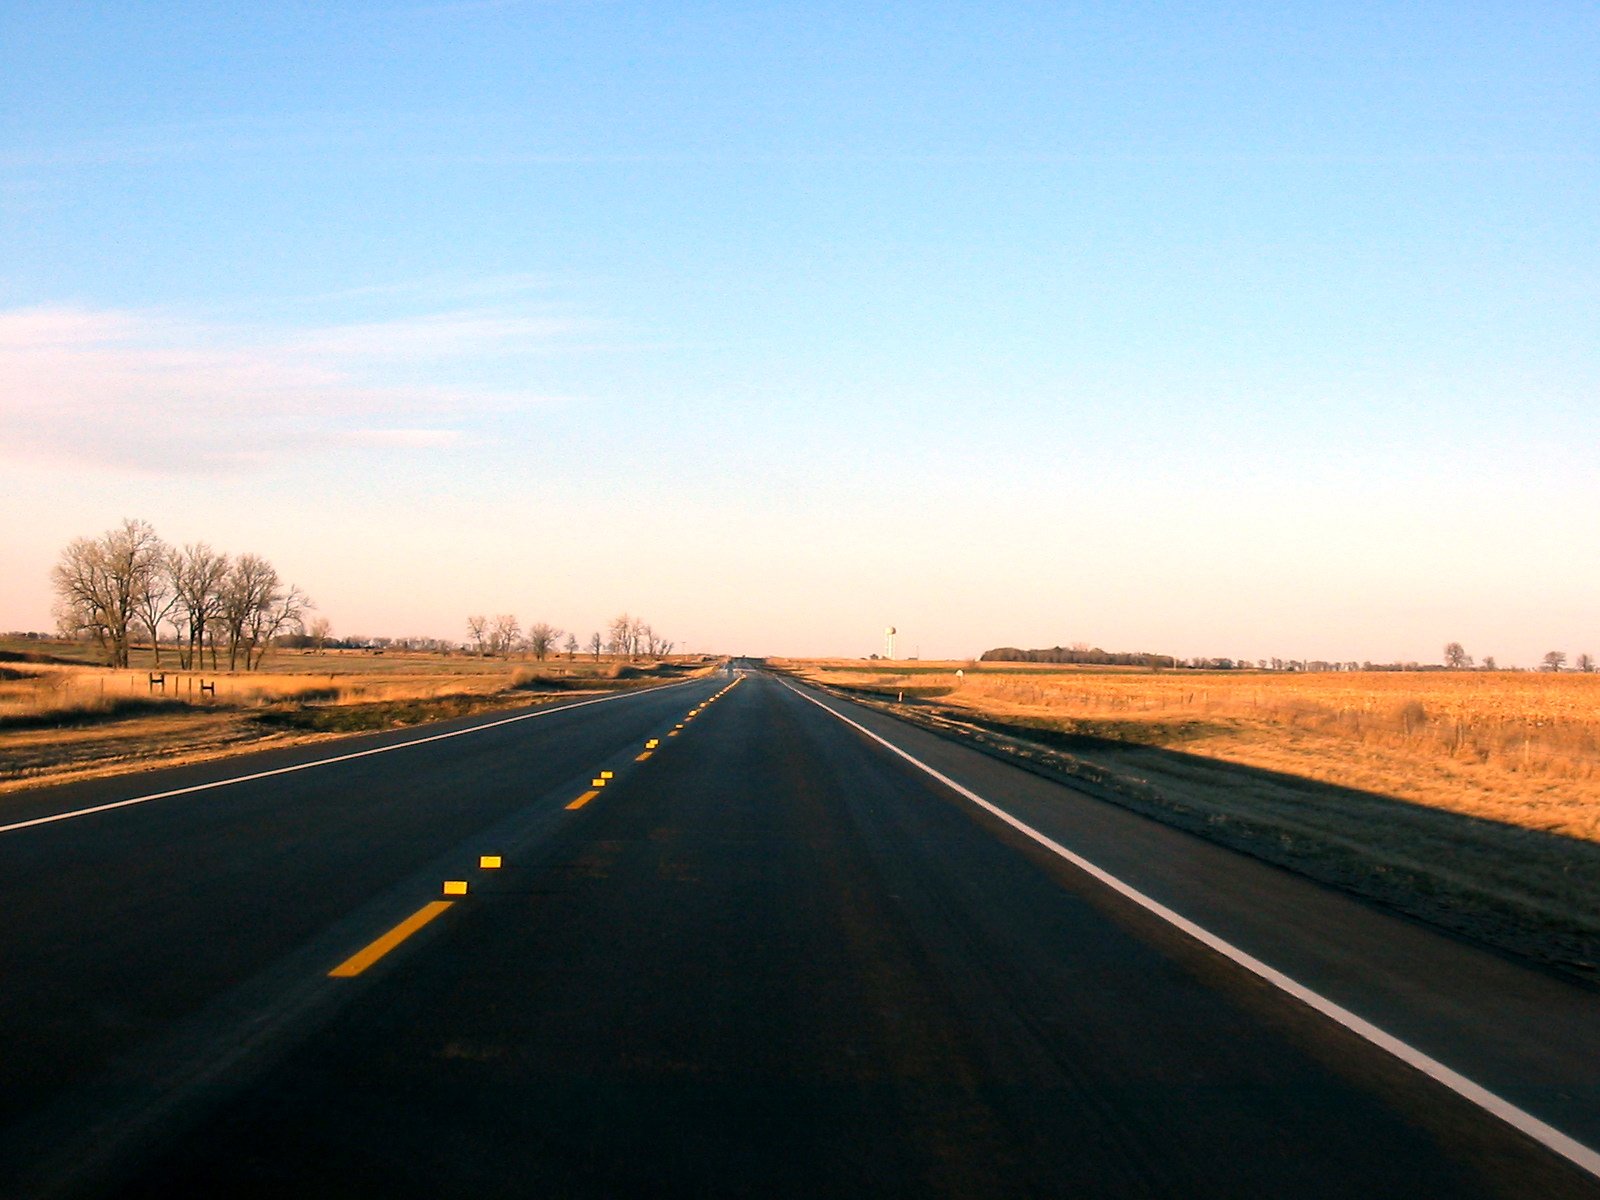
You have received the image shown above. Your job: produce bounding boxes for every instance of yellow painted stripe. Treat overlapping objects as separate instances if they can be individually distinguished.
[635,751,653,762]
[329,900,454,978]
[567,789,601,810]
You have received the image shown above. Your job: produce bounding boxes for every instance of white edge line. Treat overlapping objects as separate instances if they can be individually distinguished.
[783,680,1600,1182]
[0,678,701,837]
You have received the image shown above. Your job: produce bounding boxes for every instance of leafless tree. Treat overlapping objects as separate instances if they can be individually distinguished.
[525,622,562,662]
[1481,655,1497,671]
[1543,650,1568,672]
[247,583,312,669]
[218,554,282,670]
[588,631,603,661]
[308,616,333,654]
[172,543,230,669]
[491,614,521,658]
[608,613,633,658]
[1443,642,1471,670]
[1578,653,1596,673]
[129,536,179,666]
[466,615,489,657]
[563,632,579,660]
[50,518,165,667]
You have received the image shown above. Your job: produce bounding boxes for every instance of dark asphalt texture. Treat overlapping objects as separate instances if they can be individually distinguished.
[0,668,1596,1197]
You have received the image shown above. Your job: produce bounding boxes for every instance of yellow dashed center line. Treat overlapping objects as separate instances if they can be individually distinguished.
[330,686,749,984]
[329,900,454,978]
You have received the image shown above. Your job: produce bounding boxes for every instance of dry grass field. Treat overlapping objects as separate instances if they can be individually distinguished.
[780,658,1600,978]
[786,659,1600,841]
[0,640,709,792]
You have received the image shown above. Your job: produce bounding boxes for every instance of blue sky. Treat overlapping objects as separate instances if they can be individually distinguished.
[3,2,1597,663]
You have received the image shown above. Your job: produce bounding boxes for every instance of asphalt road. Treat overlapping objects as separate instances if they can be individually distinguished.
[1,667,1597,1197]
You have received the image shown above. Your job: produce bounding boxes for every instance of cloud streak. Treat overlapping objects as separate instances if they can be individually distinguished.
[0,303,570,473]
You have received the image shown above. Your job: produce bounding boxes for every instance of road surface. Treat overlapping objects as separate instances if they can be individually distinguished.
[0,666,1596,1197]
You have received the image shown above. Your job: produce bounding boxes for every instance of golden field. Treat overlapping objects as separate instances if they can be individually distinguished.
[780,659,1600,977]
[784,660,1600,842]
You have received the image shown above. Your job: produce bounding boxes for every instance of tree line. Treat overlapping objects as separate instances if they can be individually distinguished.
[982,641,1599,673]
[463,612,673,662]
[1446,643,1593,673]
[51,519,312,671]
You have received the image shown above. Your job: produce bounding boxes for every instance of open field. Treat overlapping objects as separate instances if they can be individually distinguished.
[0,639,712,792]
[778,658,1600,980]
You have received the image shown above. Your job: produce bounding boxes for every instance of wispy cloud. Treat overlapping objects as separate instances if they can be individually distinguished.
[0,303,571,473]
[302,272,555,305]
[291,309,582,359]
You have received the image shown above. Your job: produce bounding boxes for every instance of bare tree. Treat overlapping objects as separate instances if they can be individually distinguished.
[1443,642,1471,670]
[526,622,562,662]
[588,631,603,661]
[563,632,579,660]
[247,583,312,669]
[1543,650,1568,672]
[50,518,165,667]
[1482,655,1497,671]
[466,615,489,657]
[218,554,283,671]
[172,543,230,669]
[308,616,333,654]
[491,614,521,658]
[608,613,633,658]
[130,535,178,666]
[1578,653,1596,673]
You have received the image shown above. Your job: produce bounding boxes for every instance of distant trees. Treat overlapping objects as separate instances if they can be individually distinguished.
[1444,642,1472,669]
[308,616,333,654]
[608,613,634,658]
[599,613,675,659]
[50,521,311,670]
[459,614,669,661]
[526,622,562,662]
[490,614,522,658]
[1578,653,1596,673]
[983,645,1178,669]
[1543,650,1568,672]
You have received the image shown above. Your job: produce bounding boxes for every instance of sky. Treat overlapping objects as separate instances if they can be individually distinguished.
[2,2,1597,664]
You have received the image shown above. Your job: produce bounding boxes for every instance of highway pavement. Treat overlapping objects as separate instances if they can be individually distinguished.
[0,666,1597,1197]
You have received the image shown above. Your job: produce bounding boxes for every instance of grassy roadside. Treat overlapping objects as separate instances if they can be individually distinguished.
[777,663,1600,986]
[0,643,716,794]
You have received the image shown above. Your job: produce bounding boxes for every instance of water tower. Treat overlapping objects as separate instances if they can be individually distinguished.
[885,626,896,659]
